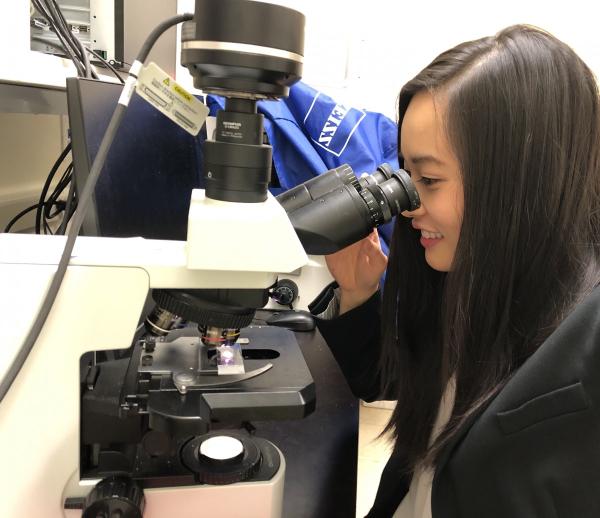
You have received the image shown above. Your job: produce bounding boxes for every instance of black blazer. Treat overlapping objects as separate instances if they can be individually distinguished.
[316,286,600,517]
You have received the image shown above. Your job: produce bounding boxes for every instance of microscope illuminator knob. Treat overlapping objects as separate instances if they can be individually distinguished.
[181,431,263,485]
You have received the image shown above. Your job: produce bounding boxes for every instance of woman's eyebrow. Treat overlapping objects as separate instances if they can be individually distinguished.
[405,154,445,166]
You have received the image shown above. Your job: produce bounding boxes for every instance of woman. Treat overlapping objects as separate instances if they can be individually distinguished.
[316,25,600,517]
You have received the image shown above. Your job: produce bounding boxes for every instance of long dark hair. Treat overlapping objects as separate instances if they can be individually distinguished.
[381,25,600,471]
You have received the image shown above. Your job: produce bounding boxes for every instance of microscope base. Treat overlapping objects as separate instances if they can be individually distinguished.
[63,446,285,518]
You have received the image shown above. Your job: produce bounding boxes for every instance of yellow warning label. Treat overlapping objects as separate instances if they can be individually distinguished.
[173,84,192,102]
[136,62,208,136]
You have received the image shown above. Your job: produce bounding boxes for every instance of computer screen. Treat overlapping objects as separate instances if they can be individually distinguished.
[66,77,205,240]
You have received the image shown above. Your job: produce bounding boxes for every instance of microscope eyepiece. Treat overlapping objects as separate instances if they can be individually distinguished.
[357,163,393,187]
[277,164,420,255]
[365,168,419,219]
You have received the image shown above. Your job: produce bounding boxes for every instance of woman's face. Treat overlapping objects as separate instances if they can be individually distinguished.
[400,91,463,272]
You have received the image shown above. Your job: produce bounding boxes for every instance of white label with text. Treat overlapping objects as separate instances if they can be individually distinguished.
[136,62,208,136]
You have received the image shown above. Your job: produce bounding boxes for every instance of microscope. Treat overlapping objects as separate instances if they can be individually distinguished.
[0,1,419,517]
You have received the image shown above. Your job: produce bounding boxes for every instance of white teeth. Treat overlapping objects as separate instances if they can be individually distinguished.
[421,230,443,239]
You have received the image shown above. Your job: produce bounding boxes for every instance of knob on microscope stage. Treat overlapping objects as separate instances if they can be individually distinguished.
[82,476,145,518]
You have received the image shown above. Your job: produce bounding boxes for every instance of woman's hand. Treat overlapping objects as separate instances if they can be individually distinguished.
[325,229,388,314]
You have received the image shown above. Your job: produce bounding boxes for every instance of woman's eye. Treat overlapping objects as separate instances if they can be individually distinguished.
[417,176,439,187]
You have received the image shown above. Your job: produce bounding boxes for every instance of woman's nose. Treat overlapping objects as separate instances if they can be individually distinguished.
[401,202,426,219]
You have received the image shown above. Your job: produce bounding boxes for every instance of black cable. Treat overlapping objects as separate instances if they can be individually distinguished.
[48,161,72,197]
[137,15,193,64]
[32,1,121,83]
[32,37,121,84]
[44,0,84,64]
[110,59,132,67]
[0,12,194,404]
[45,200,65,219]
[35,142,72,234]
[85,47,125,84]
[32,36,121,84]
[33,0,88,78]
[53,25,85,77]
[76,35,97,79]
[42,171,72,236]
[32,3,84,77]
[47,0,84,59]
[47,0,98,79]
[36,153,71,232]
[46,163,73,209]
[3,204,42,233]
[32,0,86,77]
[44,164,73,225]
[44,1,74,49]
[57,175,77,235]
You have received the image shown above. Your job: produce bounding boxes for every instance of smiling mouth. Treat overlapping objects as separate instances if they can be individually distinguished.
[419,230,443,249]
[420,230,443,239]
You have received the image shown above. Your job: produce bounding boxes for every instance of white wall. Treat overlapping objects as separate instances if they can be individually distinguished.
[179,0,600,119]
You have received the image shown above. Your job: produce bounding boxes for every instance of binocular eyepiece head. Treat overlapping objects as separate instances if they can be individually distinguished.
[277,163,420,255]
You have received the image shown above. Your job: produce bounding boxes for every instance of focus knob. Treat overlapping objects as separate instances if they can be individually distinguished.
[82,476,144,518]
[270,279,299,307]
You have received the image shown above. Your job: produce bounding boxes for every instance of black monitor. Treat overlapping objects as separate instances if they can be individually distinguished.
[66,77,205,240]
